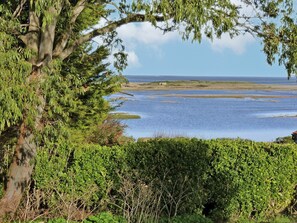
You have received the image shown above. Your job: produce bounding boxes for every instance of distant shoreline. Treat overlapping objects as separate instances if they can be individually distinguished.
[122,80,297,91]
[125,75,297,85]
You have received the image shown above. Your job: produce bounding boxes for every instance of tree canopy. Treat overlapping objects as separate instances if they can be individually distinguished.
[0,0,296,217]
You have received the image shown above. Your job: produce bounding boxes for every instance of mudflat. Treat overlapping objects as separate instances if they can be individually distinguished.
[122,80,297,91]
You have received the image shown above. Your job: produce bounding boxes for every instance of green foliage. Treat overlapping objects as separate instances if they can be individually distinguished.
[275,136,295,144]
[0,14,33,133]
[125,138,212,216]
[22,138,297,222]
[87,118,132,146]
[253,0,297,77]
[204,140,297,221]
[124,138,297,222]
[83,212,127,223]
[160,214,213,223]
[47,218,75,223]
[132,0,238,41]
[0,0,127,149]
[268,215,297,223]
[41,43,123,131]
[33,143,127,212]
[236,214,297,223]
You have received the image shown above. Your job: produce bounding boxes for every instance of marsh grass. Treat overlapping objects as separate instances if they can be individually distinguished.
[110,113,141,120]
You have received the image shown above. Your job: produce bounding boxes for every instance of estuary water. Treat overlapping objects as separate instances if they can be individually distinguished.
[114,76,297,142]
[126,75,297,85]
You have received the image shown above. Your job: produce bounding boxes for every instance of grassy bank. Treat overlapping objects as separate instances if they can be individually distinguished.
[110,112,141,119]
[122,80,297,91]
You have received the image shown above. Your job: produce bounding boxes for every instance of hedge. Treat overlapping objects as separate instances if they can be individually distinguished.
[31,138,297,222]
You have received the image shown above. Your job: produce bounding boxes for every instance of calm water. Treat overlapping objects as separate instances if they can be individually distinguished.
[126,75,297,85]
[114,76,297,142]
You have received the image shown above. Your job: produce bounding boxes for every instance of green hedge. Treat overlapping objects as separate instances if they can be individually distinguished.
[125,138,212,216]
[34,143,127,211]
[125,138,297,221]
[32,138,297,222]
[204,139,297,221]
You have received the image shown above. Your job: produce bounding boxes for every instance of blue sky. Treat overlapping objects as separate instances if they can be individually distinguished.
[117,22,287,77]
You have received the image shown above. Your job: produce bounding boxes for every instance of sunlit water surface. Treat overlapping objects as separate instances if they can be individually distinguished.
[112,76,297,142]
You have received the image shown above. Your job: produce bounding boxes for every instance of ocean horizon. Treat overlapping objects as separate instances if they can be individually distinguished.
[125,75,297,85]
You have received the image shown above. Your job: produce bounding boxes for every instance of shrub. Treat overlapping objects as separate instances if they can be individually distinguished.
[275,136,295,144]
[124,138,297,222]
[125,138,213,217]
[83,212,126,223]
[31,143,127,220]
[87,118,132,146]
[116,176,163,223]
[204,139,297,221]
[18,138,297,222]
[160,214,213,223]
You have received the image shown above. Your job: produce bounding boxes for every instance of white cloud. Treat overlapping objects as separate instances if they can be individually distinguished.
[126,51,141,67]
[117,22,179,46]
[116,1,258,57]
[209,33,255,54]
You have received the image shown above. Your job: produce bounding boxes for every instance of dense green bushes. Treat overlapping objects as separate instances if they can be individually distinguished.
[125,139,297,221]
[31,143,127,218]
[16,138,297,222]
[203,140,297,221]
[125,138,212,217]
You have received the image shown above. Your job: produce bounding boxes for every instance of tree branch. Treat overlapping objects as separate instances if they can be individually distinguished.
[12,0,27,18]
[58,13,165,60]
[19,9,40,54]
[38,4,63,62]
[53,0,87,57]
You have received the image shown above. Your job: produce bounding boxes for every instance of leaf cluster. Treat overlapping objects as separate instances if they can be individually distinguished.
[0,14,33,133]
[131,0,239,41]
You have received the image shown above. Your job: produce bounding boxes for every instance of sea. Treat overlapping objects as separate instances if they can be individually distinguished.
[112,75,297,142]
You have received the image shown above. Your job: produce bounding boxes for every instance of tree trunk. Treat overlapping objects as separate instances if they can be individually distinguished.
[0,4,61,217]
[0,69,45,218]
[0,124,37,217]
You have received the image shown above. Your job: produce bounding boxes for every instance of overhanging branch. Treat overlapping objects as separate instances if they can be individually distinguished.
[13,0,27,18]
[58,13,165,60]
[53,0,87,57]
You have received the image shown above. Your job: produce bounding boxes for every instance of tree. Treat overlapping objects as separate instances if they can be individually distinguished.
[0,0,295,217]
[242,0,297,77]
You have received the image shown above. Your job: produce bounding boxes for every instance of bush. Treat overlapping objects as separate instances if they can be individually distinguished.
[205,139,297,221]
[83,212,126,223]
[125,138,212,217]
[125,138,297,222]
[31,143,127,219]
[87,118,132,146]
[275,136,295,144]
[160,214,213,223]
[20,138,297,222]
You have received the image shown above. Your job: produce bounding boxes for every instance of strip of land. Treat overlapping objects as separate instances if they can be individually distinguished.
[160,94,297,99]
[110,112,141,119]
[122,80,297,91]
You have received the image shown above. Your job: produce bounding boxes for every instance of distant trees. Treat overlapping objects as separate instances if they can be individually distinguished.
[0,0,296,217]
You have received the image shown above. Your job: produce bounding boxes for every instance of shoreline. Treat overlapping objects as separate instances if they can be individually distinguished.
[159,94,297,99]
[122,80,297,91]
